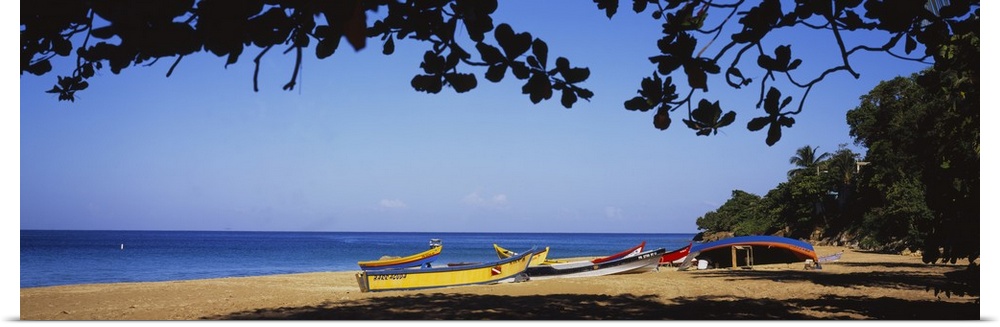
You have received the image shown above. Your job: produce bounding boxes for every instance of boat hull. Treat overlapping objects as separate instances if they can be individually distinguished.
[357,245,442,271]
[525,248,666,280]
[658,242,692,265]
[356,247,537,292]
[494,244,551,266]
[677,236,820,270]
[591,241,645,264]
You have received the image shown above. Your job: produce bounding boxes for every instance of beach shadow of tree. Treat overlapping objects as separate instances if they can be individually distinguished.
[691,265,978,300]
[202,292,978,320]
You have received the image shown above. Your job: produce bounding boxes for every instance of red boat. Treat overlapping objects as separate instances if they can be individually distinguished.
[591,241,646,264]
[658,242,692,266]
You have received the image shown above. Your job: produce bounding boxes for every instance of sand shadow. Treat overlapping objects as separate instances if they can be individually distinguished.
[202,292,979,320]
[690,265,977,298]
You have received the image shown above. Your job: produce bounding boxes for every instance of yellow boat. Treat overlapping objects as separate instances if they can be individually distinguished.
[356,247,537,292]
[357,243,442,271]
[493,244,555,266]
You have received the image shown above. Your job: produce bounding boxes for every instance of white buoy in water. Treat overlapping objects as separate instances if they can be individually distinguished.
[120,243,124,250]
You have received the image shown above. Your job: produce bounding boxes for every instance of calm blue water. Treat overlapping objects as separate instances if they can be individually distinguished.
[20,230,695,288]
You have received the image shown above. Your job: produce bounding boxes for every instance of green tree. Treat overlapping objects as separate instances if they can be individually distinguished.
[787,145,830,178]
[846,28,978,266]
[705,144,861,240]
[695,190,777,236]
[821,144,861,232]
[22,0,979,144]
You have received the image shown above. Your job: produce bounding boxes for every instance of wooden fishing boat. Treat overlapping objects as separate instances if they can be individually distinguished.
[523,248,666,280]
[356,247,538,292]
[357,242,442,271]
[590,241,646,264]
[676,235,821,271]
[493,244,551,266]
[658,242,692,266]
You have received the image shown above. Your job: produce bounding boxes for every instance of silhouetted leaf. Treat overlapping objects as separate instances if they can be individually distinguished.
[939,0,975,18]
[763,87,781,114]
[26,60,52,76]
[554,57,569,71]
[531,38,548,69]
[684,63,708,91]
[562,67,590,84]
[691,99,721,124]
[510,61,530,79]
[328,2,366,52]
[683,120,713,135]
[52,38,73,56]
[458,0,496,42]
[485,64,507,82]
[522,72,552,103]
[652,32,695,75]
[561,88,577,107]
[80,62,94,78]
[780,95,793,110]
[316,38,338,59]
[632,0,648,13]
[905,35,916,54]
[778,115,795,127]
[766,119,783,145]
[445,72,477,93]
[594,0,619,18]
[757,54,779,71]
[718,111,736,128]
[839,10,865,31]
[420,51,445,74]
[747,116,771,131]
[226,51,240,67]
[639,73,663,100]
[758,44,799,72]
[527,56,541,70]
[653,108,671,130]
[411,74,443,94]
[382,37,394,55]
[625,96,652,111]
[787,58,801,71]
[476,42,505,64]
[91,26,116,39]
[495,23,531,60]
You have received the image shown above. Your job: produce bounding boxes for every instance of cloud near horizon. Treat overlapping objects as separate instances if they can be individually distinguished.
[379,199,407,209]
[604,206,624,220]
[462,191,508,208]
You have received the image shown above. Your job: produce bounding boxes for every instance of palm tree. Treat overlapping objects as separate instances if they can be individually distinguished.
[826,145,859,186]
[787,145,831,178]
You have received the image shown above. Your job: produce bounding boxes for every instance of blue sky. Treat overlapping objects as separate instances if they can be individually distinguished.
[18,1,953,234]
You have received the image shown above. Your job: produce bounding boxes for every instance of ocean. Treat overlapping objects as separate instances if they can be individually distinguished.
[20,230,696,288]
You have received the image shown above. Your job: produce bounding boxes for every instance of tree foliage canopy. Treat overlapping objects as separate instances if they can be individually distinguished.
[847,63,979,265]
[21,0,979,145]
[696,32,978,264]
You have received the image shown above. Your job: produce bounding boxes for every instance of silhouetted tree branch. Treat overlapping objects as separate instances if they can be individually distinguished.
[21,0,977,144]
[21,0,593,108]
[612,0,977,145]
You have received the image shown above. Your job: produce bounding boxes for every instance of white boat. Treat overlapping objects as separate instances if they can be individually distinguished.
[523,248,666,280]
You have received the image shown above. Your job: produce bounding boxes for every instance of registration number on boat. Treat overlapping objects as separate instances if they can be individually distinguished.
[372,273,407,281]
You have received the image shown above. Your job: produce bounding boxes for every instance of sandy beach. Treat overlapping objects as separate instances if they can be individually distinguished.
[19,246,980,320]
